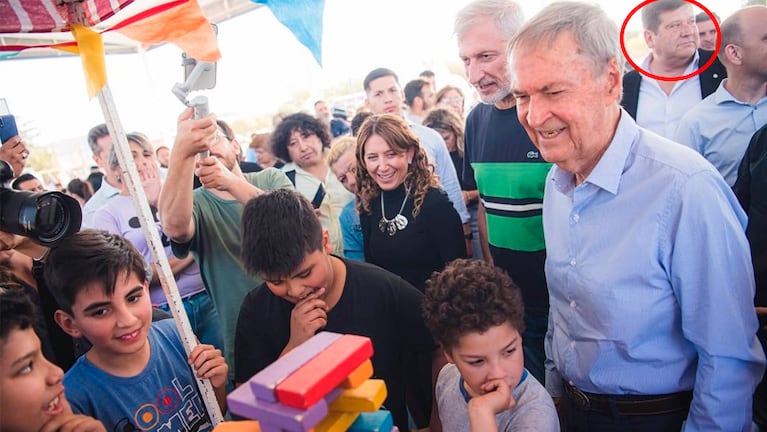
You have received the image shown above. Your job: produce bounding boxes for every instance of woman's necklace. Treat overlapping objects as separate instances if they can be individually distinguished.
[379,190,409,236]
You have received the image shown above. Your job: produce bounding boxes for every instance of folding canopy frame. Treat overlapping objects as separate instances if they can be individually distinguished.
[0,0,260,424]
[0,2,324,423]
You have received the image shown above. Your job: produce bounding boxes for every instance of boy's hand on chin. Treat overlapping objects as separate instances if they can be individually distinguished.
[469,378,516,416]
[288,287,328,346]
[39,398,107,432]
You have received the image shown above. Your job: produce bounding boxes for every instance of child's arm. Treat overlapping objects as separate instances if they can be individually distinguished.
[189,344,229,412]
[466,379,516,432]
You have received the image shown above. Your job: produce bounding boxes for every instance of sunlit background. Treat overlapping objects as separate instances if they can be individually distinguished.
[0,0,751,185]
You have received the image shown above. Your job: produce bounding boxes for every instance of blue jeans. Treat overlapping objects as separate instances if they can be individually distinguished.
[523,310,548,385]
[158,291,224,353]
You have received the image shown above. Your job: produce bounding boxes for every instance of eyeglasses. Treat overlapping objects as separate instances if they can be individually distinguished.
[440,97,463,104]
[214,130,232,144]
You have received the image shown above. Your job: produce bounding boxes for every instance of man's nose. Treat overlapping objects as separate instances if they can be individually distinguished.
[526,96,550,128]
[467,61,483,85]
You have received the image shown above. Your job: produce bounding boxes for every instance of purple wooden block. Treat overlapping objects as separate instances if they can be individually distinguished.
[227,382,342,432]
[258,423,284,432]
[248,332,342,402]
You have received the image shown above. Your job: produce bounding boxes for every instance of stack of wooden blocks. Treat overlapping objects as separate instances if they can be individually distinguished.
[215,331,397,432]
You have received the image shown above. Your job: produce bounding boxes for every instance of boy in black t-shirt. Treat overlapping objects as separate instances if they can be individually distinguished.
[235,189,444,431]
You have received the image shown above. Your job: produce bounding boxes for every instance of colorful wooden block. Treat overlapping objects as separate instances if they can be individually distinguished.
[341,359,373,389]
[348,411,394,432]
[212,421,262,432]
[258,423,284,432]
[311,412,360,432]
[276,334,374,409]
[329,380,387,413]
[249,332,343,402]
[228,380,333,432]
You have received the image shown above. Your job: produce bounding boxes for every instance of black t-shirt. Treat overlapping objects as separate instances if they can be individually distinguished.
[360,185,465,292]
[234,258,437,430]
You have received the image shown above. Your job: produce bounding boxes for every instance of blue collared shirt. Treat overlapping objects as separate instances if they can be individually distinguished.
[543,110,765,430]
[673,79,767,186]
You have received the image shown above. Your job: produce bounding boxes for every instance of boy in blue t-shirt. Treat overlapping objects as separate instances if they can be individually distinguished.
[0,287,106,432]
[422,259,559,432]
[44,230,228,432]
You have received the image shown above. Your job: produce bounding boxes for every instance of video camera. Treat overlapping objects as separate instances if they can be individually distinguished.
[0,160,81,247]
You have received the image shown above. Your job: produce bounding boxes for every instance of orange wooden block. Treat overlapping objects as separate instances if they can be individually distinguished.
[212,420,262,432]
[342,359,373,389]
[311,412,360,432]
[276,334,373,409]
[329,379,387,413]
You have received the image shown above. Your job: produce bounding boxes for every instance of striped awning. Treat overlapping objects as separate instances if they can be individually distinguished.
[0,0,259,59]
[0,0,135,33]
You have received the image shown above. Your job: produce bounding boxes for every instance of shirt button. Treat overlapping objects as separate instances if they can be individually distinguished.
[570,341,576,348]
[570,300,576,308]
[572,214,580,222]
[570,259,576,266]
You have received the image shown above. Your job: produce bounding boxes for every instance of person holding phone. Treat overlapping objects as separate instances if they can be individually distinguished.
[271,113,352,257]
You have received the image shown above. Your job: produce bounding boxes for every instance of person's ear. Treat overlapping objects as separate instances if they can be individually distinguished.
[443,347,455,364]
[364,97,370,109]
[643,29,657,50]
[322,229,332,254]
[406,147,416,164]
[415,96,424,111]
[54,310,82,338]
[604,58,623,101]
[724,44,742,66]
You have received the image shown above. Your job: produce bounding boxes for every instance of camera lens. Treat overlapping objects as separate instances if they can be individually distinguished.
[0,189,82,247]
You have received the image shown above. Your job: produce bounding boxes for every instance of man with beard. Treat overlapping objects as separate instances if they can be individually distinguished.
[159,107,293,378]
[455,0,551,384]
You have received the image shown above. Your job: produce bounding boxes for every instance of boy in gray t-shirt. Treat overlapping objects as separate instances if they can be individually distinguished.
[423,259,559,431]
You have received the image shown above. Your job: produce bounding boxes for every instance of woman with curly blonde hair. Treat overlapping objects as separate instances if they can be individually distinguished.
[356,114,465,292]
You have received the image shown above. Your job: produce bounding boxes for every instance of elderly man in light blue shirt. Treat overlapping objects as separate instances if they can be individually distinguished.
[509,3,765,431]
[673,6,767,186]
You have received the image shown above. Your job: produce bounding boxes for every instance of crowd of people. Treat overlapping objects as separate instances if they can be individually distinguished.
[1,0,766,431]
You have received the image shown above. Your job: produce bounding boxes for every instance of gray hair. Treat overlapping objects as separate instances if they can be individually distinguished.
[454,0,525,41]
[108,132,153,169]
[509,2,620,77]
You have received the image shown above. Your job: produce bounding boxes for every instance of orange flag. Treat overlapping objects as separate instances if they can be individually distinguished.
[70,24,107,99]
[114,0,220,62]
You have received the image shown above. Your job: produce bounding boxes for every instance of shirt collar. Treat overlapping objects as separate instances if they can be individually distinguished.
[640,50,700,76]
[551,109,639,196]
[100,178,120,197]
[713,79,767,106]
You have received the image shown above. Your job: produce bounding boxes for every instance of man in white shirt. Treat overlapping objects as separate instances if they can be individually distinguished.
[620,0,726,138]
[81,124,120,228]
